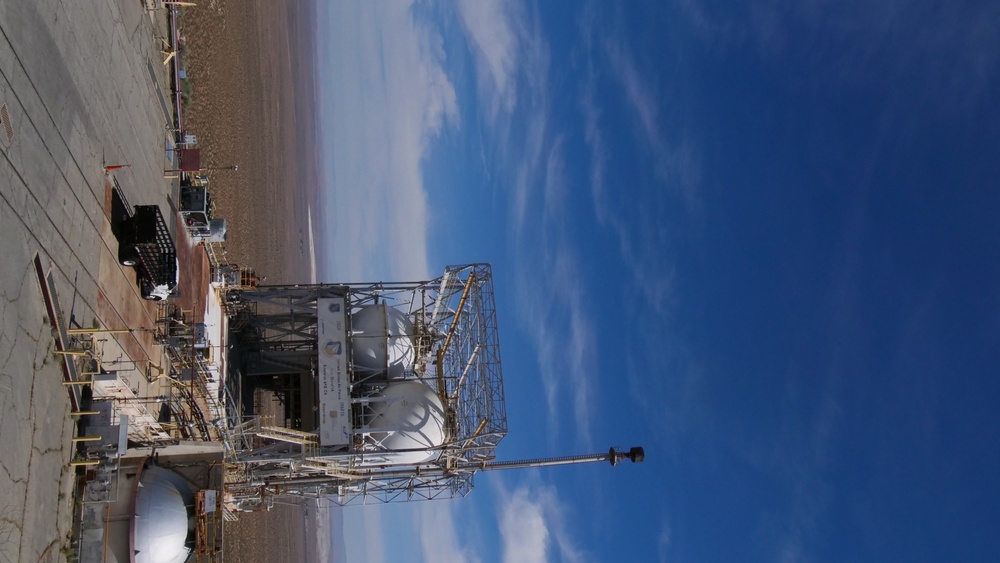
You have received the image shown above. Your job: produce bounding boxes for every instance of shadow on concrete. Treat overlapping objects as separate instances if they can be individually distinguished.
[109,182,131,241]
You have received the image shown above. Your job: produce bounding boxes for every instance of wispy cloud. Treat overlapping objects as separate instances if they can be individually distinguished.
[341,505,387,563]
[579,50,680,318]
[603,39,701,215]
[456,0,521,121]
[756,378,841,563]
[500,488,549,563]
[657,515,673,563]
[575,3,704,333]
[513,246,597,446]
[416,503,482,563]
[496,479,585,563]
[455,0,601,447]
[579,77,608,226]
[317,1,459,281]
[675,1,1000,116]
[538,142,595,445]
[607,43,661,158]
[361,478,590,563]
[576,6,713,488]
[456,0,551,235]
[505,133,598,447]
[509,106,549,236]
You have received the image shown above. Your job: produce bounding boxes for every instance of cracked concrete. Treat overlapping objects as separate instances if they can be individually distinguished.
[0,1,174,561]
[0,244,70,563]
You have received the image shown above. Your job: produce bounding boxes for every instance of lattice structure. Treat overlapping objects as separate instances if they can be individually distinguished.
[327,470,476,505]
[228,264,508,505]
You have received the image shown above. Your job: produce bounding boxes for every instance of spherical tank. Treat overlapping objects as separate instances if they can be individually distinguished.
[351,304,415,379]
[367,381,446,465]
[132,466,192,563]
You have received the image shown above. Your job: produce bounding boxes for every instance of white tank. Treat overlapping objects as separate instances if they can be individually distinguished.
[133,466,193,563]
[365,381,446,465]
[351,304,415,379]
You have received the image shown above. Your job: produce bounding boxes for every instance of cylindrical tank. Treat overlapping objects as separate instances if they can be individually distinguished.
[350,304,415,379]
[365,381,446,465]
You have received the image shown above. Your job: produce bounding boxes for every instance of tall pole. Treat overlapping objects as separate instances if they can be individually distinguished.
[477,446,645,470]
[263,446,645,487]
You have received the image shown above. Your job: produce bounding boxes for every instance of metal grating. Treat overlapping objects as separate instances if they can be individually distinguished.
[0,103,12,144]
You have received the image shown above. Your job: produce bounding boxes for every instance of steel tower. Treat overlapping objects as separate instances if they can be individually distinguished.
[226,263,511,505]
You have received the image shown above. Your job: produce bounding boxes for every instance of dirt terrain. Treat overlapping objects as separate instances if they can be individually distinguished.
[179,0,321,285]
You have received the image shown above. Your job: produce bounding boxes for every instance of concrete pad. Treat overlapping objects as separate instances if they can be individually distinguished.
[0,1,176,560]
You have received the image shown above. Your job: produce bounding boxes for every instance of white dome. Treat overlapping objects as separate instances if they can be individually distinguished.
[367,381,446,465]
[351,304,415,379]
[133,467,192,563]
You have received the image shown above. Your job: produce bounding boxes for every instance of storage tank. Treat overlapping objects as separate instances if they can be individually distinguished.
[132,466,193,563]
[364,381,446,465]
[351,304,415,380]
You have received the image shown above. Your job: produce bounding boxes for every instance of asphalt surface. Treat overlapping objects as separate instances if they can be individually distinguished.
[0,1,177,560]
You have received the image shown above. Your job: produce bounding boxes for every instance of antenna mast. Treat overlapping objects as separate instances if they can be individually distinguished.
[476,446,646,471]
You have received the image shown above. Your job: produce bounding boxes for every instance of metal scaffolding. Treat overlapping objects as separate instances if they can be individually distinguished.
[226,264,510,505]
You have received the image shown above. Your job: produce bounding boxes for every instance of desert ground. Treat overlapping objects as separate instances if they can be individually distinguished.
[180,0,321,286]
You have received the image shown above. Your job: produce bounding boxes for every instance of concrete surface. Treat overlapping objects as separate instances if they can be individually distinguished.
[0,1,177,560]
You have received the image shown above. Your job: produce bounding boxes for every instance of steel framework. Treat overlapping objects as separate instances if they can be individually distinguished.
[227,264,508,504]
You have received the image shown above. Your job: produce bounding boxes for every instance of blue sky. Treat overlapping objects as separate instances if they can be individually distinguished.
[314,1,1000,561]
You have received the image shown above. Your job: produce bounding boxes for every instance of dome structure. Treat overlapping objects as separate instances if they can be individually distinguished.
[351,304,415,379]
[132,466,193,563]
[366,381,447,465]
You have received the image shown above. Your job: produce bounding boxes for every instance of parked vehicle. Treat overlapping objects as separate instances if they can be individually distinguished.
[118,205,178,300]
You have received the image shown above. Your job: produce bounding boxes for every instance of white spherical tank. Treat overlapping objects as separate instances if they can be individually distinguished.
[366,381,446,465]
[351,304,415,379]
[132,466,193,563]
